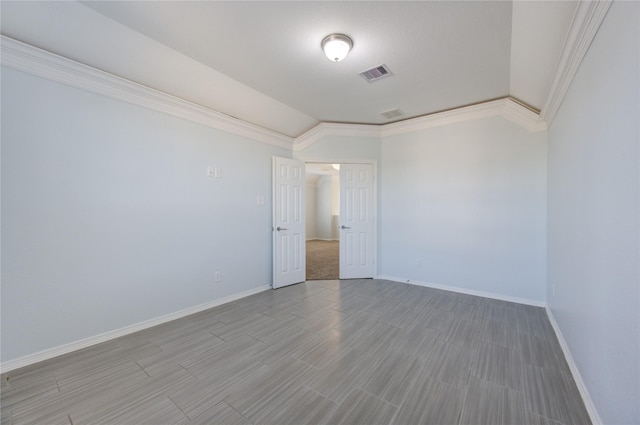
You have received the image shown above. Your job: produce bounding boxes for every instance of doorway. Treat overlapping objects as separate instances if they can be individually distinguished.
[272,157,376,287]
[305,163,340,280]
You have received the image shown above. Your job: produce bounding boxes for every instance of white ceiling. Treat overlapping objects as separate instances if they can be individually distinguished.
[0,1,577,138]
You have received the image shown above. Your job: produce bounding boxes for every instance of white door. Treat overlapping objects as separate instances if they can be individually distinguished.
[272,157,306,289]
[339,163,375,279]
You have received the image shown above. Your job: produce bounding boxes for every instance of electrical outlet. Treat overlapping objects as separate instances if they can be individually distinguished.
[215,271,222,282]
[416,259,422,267]
[207,166,215,177]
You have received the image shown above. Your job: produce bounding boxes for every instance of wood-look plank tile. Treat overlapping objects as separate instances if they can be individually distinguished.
[2,279,590,425]
[441,318,482,347]
[362,296,402,315]
[522,363,591,425]
[323,388,397,425]
[359,350,423,406]
[289,298,337,317]
[189,401,251,425]
[412,306,456,331]
[10,362,150,425]
[391,322,441,356]
[13,412,72,425]
[307,348,382,404]
[67,367,195,425]
[170,355,269,420]
[422,340,474,389]
[377,303,420,329]
[246,316,304,343]
[5,341,121,377]
[0,372,59,409]
[519,332,571,375]
[225,358,316,423]
[479,318,519,348]
[79,396,189,425]
[209,312,271,341]
[135,333,224,376]
[293,308,349,334]
[472,342,523,391]
[258,385,337,425]
[250,326,322,365]
[349,322,404,360]
[180,335,263,376]
[394,376,464,425]
[47,341,161,387]
[394,291,433,310]
[427,293,460,311]
[459,376,527,425]
[332,294,375,313]
[55,359,148,392]
[332,309,381,335]
[450,302,486,322]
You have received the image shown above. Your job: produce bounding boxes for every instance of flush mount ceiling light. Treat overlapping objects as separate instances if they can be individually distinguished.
[321,34,353,62]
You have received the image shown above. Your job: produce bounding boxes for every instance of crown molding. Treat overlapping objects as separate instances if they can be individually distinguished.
[502,98,548,133]
[2,36,547,153]
[0,36,294,150]
[293,97,546,150]
[293,122,381,151]
[540,0,613,125]
[381,97,547,138]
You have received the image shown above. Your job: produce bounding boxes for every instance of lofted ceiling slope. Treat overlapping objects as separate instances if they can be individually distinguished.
[1,1,578,138]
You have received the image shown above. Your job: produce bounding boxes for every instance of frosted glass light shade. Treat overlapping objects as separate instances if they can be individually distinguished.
[321,34,353,62]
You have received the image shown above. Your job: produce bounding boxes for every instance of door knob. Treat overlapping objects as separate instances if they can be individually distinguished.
[341,225,351,229]
[276,226,288,231]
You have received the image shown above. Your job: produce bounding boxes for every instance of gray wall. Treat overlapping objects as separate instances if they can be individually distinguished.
[1,67,289,361]
[380,116,548,302]
[547,1,639,423]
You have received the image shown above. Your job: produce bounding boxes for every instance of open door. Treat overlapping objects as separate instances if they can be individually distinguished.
[272,157,306,289]
[339,163,375,279]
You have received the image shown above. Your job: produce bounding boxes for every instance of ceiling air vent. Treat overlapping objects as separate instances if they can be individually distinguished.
[381,108,403,119]
[359,64,392,82]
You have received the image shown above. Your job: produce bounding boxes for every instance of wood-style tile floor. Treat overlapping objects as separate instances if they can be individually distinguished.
[1,279,591,425]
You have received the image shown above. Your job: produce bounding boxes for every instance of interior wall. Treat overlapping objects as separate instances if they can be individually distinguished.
[305,179,318,240]
[0,66,289,362]
[546,1,639,423]
[316,175,334,239]
[380,116,548,303]
[330,174,340,240]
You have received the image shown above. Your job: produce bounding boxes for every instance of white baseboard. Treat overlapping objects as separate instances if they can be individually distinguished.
[376,275,546,307]
[0,285,271,373]
[545,307,602,425]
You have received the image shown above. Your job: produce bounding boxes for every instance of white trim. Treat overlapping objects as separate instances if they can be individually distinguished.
[540,0,613,125]
[0,285,270,373]
[545,307,603,425]
[293,122,381,151]
[377,275,546,307]
[0,36,547,152]
[380,98,546,137]
[0,36,293,150]
[293,98,547,151]
[502,99,548,132]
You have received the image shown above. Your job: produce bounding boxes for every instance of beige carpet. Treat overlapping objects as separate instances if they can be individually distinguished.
[306,240,339,280]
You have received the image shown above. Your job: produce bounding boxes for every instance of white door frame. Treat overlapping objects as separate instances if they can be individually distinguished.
[303,159,378,279]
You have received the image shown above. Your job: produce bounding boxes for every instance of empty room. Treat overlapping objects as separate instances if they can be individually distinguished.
[1,1,638,424]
